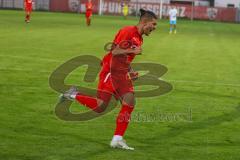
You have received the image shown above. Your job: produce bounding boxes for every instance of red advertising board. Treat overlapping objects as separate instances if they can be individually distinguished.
[50,0,69,12]
[49,0,237,22]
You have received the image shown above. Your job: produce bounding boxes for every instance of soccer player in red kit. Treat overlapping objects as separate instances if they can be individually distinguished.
[60,9,157,150]
[85,0,93,26]
[24,0,33,23]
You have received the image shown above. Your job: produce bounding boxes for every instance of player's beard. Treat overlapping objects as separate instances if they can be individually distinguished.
[143,24,154,36]
[144,28,152,36]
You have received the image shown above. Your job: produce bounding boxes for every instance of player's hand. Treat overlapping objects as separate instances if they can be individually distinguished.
[129,71,139,81]
[112,44,142,55]
[130,46,142,55]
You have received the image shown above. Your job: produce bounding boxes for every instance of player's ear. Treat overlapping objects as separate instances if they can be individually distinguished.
[139,8,146,17]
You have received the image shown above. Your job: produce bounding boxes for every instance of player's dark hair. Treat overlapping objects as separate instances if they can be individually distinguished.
[139,8,157,21]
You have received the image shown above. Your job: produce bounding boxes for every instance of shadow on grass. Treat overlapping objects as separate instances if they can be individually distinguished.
[176,88,240,100]
[130,103,240,147]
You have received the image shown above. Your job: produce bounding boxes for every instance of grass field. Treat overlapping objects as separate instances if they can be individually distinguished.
[0,10,240,160]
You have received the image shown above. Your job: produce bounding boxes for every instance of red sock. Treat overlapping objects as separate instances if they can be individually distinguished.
[86,18,91,26]
[88,19,91,26]
[114,104,134,136]
[26,15,30,21]
[75,93,98,111]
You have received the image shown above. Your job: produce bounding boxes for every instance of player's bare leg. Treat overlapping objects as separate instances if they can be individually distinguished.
[86,18,88,26]
[174,24,177,34]
[169,24,173,34]
[86,18,89,26]
[110,92,135,150]
[88,18,91,26]
[60,86,108,113]
[86,16,91,26]
[25,11,31,23]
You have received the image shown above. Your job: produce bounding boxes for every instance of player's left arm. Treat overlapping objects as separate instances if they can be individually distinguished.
[129,66,138,81]
[112,45,142,55]
[112,28,142,55]
[24,0,26,9]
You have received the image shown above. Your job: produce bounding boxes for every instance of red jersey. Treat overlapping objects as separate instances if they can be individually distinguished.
[86,2,93,11]
[25,0,32,6]
[25,0,32,10]
[101,26,143,77]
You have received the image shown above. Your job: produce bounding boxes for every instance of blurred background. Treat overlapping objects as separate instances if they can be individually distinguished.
[1,0,240,22]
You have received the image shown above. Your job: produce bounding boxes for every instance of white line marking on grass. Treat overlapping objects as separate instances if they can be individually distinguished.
[0,54,62,63]
[1,55,239,87]
[167,79,240,87]
[0,67,51,74]
[1,67,239,88]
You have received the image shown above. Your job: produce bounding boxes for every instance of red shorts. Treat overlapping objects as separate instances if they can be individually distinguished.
[97,71,134,104]
[25,5,32,12]
[86,10,92,18]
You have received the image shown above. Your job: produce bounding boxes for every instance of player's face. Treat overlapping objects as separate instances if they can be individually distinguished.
[142,19,157,36]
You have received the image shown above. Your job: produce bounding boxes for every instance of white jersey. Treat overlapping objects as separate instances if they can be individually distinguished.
[169,8,178,21]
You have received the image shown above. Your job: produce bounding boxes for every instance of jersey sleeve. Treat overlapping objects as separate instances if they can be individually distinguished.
[113,28,131,45]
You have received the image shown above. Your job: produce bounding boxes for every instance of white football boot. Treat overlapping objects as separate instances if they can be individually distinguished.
[59,86,78,102]
[110,139,134,150]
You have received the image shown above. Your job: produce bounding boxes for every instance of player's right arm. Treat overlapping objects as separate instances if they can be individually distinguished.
[112,28,142,55]
[175,9,178,17]
[128,65,138,81]
[112,45,142,55]
[168,9,172,19]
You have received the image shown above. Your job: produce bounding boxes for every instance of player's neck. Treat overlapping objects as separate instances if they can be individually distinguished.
[136,24,143,35]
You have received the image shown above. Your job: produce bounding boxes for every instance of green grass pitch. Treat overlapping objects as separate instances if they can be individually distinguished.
[0,10,240,160]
